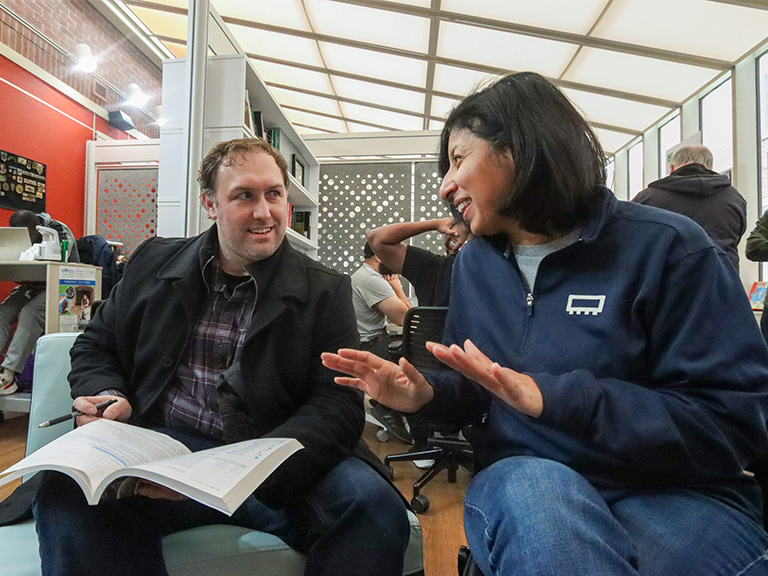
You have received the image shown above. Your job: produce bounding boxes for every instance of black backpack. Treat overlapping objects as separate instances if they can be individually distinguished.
[76,235,120,297]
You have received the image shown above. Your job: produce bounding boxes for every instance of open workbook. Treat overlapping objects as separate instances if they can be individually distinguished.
[0,419,302,516]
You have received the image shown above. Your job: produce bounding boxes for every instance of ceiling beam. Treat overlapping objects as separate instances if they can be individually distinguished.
[152,30,680,110]
[210,18,702,106]
[267,80,636,135]
[329,0,733,70]
[422,0,441,130]
[291,122,335,134]
[266,81,444,123]
[705,0,768,10]
[281,103,408,132]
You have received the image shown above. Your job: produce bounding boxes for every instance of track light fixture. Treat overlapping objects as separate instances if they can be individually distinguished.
[126,83,149,108]
[72,43,97,73]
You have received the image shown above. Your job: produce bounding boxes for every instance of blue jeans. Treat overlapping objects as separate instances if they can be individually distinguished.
[0,287,45,373]
[34,429,410,576]
[464,456,768,576]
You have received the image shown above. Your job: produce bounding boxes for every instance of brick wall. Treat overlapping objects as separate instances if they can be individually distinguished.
[0,0,162,138]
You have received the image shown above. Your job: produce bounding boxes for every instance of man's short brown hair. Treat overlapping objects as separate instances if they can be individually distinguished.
[197,138,289,202]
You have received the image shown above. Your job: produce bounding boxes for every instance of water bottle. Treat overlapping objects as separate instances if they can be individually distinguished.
[60,238,68,262]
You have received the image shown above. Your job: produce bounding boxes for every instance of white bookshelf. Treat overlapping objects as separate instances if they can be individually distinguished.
[158,54,319,258]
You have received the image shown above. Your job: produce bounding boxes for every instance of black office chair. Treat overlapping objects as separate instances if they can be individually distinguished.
[458,546,484,576]
[385,306,475,513]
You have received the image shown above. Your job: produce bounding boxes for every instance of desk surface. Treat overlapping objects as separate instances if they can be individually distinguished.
[0,261,98,283]
[0,391,31,414]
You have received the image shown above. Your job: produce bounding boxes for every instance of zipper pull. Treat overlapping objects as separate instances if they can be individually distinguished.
[526,292,534,316]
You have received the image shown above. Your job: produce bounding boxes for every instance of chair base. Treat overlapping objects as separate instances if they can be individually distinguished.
[385,439,474,514]
[458,545,484,576]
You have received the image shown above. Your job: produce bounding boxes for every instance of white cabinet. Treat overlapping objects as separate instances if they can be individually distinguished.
[158,54,319,258]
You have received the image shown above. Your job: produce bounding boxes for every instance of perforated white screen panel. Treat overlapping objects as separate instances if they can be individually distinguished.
[96,167,158,255]
[413,163,451,252]
[318,162,450,297]
[319,163,412,273]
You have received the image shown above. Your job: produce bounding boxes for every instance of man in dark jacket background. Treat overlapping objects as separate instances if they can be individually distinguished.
[632,145,746,270]
[32,138,410,576]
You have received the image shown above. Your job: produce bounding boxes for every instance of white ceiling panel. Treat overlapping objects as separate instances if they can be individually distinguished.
[562,88,671,133]
[441,0,610,35]
[430,95,461,121]
[339,102,424,131]
[130,0,187,9]
[127,5,188,41]
[564,47,722,103]
[432,64,499,98]
[162,40,187,59]
[593,0,768,62]
[211,0,310,31]
[594,128,636,157]
[320,42,428,86]
[268,86,342,117]
[331,77,425,113]
[305,0,431,53]
[284,108,347,132]
[373,0,433,6]
[111,0,768,152]
[249,60,334,94]
[438,22,579,77]
[293,126,329,136]
[346,123,389,133]
[428,119,446,132]
[228,23,324,67]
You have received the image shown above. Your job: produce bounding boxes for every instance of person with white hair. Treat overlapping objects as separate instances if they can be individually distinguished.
[632,145,746,270]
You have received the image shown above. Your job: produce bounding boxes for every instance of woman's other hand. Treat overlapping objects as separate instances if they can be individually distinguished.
[427,339,543,417]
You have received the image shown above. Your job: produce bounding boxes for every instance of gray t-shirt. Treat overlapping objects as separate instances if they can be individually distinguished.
[350,262,396,342]
[508,229,581,291]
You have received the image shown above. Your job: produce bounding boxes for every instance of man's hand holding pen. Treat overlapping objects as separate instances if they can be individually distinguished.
[72,395,132,426]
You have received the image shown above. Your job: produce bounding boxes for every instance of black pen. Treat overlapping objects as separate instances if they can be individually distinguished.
[38,398,118,428]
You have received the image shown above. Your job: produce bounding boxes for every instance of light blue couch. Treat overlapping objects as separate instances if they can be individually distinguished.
[0,332,424,575]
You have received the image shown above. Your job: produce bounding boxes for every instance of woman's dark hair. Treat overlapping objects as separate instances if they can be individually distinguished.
[439,72,606,236]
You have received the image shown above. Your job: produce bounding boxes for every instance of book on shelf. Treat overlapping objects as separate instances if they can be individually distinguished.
[0,418,302,516]
[244,90,254,133]
[291,210,312,239]
[266,127,281,150]
[252,110,264,138]
[749,281,768,311]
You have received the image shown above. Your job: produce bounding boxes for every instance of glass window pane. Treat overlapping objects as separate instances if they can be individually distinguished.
[658,114,681,177]
[605,158,615,193]
[758,52,768,279]
[759,52,768,211]
[701,78,733,173]
[628,140,644,198]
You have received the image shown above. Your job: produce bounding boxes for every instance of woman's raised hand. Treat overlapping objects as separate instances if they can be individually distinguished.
[426,339,543,418]
[321,348,435,414]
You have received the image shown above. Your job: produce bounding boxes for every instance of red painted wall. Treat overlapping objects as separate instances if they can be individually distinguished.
[0,54,131,301]
[0,53,130,231]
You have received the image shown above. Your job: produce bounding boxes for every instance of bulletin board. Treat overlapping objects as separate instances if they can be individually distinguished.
[0,149,46,212]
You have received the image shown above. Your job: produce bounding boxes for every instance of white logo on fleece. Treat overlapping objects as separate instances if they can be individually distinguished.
[566,295,605,316]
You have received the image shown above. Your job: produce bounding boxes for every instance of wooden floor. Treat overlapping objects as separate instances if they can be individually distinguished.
[0,411,27,501]
[0,413,469,576]
[364,423,470,576]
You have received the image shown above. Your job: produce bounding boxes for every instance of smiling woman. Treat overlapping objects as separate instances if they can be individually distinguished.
[437,72,606,240]
[323,71,768,576]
